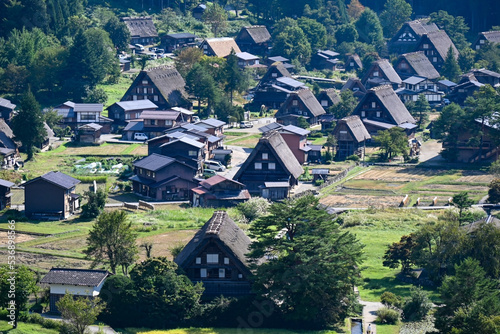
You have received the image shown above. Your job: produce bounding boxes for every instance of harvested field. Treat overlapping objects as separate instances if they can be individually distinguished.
[33,235,87,252]
[455,171,495,184]
[137,229,197,261]
[62,143,147,156]
[320,194,401,208]
[0,250,92,272]
[343,179,406,191]
[355,167,447,182]
[423,184,488,192]
[0,232,37,246]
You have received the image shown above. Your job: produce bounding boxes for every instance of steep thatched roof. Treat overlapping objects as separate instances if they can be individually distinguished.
[318,88,341,105]
[406,18,439,36]
[121,17,158,38]
[134,67,189,108]
[233,130,303,181]
[337,115,371,142]
[422,31,459,60]
[477,31,500,44]
[260,62,291,84]
[277,89,325,118]
[174,211,253,272]
[236,25,271,44]
[397,52,440,79]
[363,59,402,85]
[0,119,16,150]
[202,38,241,58]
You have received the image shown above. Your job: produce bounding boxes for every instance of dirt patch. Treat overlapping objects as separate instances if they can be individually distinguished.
[424,184,488,192]
[356,167,446,182]
[0,250,92,272]
[455,172,495,184]
[0,232,37,246]
[320,194,401,208]
[136,229,197,261]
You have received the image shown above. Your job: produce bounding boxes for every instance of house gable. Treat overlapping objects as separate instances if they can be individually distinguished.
[415,31,459,70]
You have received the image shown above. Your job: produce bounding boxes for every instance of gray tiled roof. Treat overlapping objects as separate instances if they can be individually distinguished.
[166,32,196,39]
[25,171,80,189]
[0,179,14,188]
[197,118,226,128]
[276,77,305,88]
[40,268,111,287]
[133,153,176,171]
[280,125,310,136]
[236,52,259,61]
[73,104,103,112]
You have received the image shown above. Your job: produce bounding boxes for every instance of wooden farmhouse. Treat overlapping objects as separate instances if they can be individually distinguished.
[199,38,241,58]
[275,89,325,126]
[388,18,439,54]
[344,53,362,72]
[0,179,14,210]
[394,51,440,81]
[192,175,250,208]
[317,88,341,110]
[472,31,500,50]
[0,97,15,124]
[414,30,459,71]
[252,62,298,108]
[53,102,112,133]
[120,67,190,110]
[130,153,198,201]
[233,130,303,196]
[362,58,402,90]
[333,116,371,160]
[24,171,80,220]
[40,268,111,314]
[162,32,196,52]
[121,16,158,45]
[108,100,158,126]
[341,78,367,100]
[235,25,271,55]
[175,211,254,297]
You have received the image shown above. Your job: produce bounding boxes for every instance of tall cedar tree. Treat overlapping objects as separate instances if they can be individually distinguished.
[224,50,247,105]
[248,195,364,328]
[413,94,431,128]
[355,8,384,49]
[85,210,138,275]
[186,62,220,115]
[11,89,46,160]
[441,46,461,82]
[379,0,412,38]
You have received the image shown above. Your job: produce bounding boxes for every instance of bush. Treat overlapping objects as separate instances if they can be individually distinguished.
[236,197,271,223]
[73,175,108,183]
[309,131,323,138]
[402,287,433,322]
[381,291,402,309]
[346,154,360,162]
[376,307,400,324]
[314,179,325,186]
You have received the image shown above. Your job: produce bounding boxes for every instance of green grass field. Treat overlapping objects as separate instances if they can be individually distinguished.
[0,320,58,333]
[121,328,339,334]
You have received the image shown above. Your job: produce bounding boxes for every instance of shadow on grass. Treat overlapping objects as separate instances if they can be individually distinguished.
[362,276,439,301]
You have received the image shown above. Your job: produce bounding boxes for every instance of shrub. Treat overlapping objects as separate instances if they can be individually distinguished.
[376,307,400,324]
[346,154,360,162]
[402,287,433,322]
[381,291,402,308]
[236,197,271,223]
[315,179,325,186]
[73,175,108,183]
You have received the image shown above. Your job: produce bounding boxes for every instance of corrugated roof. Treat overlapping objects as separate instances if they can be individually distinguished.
[203,38,241,58]
[78,123,102,131]
[236,52,260,61]
[121,16,158,38]
[280,124,310,136]
[133,153,176,171]
[115,100,158,111]
[166,32,196,39]
[264,182,290,188]
[160,136,205,149]
[0,179,14,187]
[0,97,15,110]
[140,110,180,120]
[403,76,426,85]
[73,104,103,112]
[197,118,226,128]
[398,52,440,80]
[259,122,283,133]
[276,77,305,88]
[123,121,144,132]
[269,56,289,63]
[40,268,111,286]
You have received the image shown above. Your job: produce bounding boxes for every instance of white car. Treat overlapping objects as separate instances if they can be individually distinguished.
[134,133,148,141]
[204,160,226,172]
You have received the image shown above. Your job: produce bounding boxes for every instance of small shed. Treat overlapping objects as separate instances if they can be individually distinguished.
[119,59,131,72]
[211,148,232,164]
[40,268,111,314]
[260,181,290,200]
[0,178,14,210]
[77,123,102,144]
[311,169,330,182]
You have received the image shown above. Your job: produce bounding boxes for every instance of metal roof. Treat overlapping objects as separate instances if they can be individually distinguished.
[133,153,176,171]
[114,100,158,111]
[40,268,111,287]
[276,77,305,88]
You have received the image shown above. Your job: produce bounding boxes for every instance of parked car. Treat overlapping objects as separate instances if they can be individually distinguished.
[155,48,165,54]
[134,133,148,141]
[203,169,217,178]
[204,160,226,172]
[240,121,253,128]
[150,47,158,52]
[135,44,145,51]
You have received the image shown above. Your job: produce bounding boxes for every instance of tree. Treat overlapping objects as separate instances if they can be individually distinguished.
[335,24,358,45]
[355,9,383,49]
[103,16,130,51]
[297,116,309,129]
[383,234,416,273]
[0,265,38,327]
[430,10,470,52]
[347,0,364,20]
[379,0,412,38]
[85,210,138,274]
[402,286,433,322]
[413,94,431,128]
[441,46,461,82]
[330,90,358,119]
[272,19,312,65]
[375,127,409,161]
[174,47,204,77]
[141,242,153,258]
[203,3,227,37]
[186,62,221,115]
[139,54,149,70]
[297,17,328,52]
[83,86,108,104]
[11,89,46,160]
[81,188,107,218]
[236,197,271,223]
[223,50,249,105]
[248,195,364,328]
[43,109,63,129]
[56,294,105,334]
[325,134,337,156]
[432,103,467,161]
[452,191,474,222]
[488,179,500,203]
[435,258,500,333]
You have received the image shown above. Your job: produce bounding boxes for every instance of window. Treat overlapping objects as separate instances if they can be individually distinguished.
[432,57,438,63]
[153,95,158,101]
[150,119,156,125]
[480,39,485,44]
[133,95,137,100]
[196,257,201,264]
[203,44,208,49]
[350,62,354,66]
[200,269,207,278]
[339,130,348,140]
[224,257,229,265]
[142,80,148,84]
[135,112,141,119]
[238,274,243,279]
[423,44,429,49]
[321,100,328,107]
[373,71,379,77]
[292,100,298,106]
[125,113,131,120]
[272,72,277,78]
[262,153,268,160]
[207,254,219,263]
[268,162,276,170]
[219,269,225,278]
[376,111,381,118]
[165,120,173,126]
[255,162,262,170]
[137,87,141,93]
[80,112,96,121]
[146,170,151,177]
[371,102,376,108]
[143,88,147,94]
[149,88,154,94]
[188,150,197,156]
[361,111,366,117]
[400,62,408,69]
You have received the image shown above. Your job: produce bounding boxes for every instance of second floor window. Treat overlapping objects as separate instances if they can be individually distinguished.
[255,162,262,170]
[188,150,197,156]
[268,162,276,170]
[207,254,218,264]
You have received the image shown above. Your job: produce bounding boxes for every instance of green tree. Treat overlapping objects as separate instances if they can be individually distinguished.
[335,24,358,45]
[383,234,416,273]
[81,188,107,218]
[488,179,500,203]
[355,8,383,49]
[83,86,108,104]
[325,133,337,156]
[272,21,312,65]
[248,195,364,328]
[430,10,470,52]
[297,17,328,52]
[330,90,358,119]
[85,210,138,275]
[375,127,409,161]
[104,16,130,51]
[223,50,249,105]
[56,294,105,334]
[413,94,431,128]
[452,191,474,222]
[464,221,500,279]
[435,258,500,333]
[186,62,221,115]
[43,109,63,129]
[11,89,47,160]
[236,197,271,223]
[203,3,227,37]
[442,46,461,82]
[458,47,476,73]
[297,116,309,129]
[433,103,466,161]
[402,286,433,322]
[0,265,38,327]
[379,0,413,38]
[174,47,204,77]
[30,45,67,94]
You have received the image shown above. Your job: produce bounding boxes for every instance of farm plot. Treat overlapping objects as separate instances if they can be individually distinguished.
[455,170,495,184]
[0,250,92,272]
[136,229,197,261]
[0,232,37,246]
[320,194,401,208]
[354,167,447,182]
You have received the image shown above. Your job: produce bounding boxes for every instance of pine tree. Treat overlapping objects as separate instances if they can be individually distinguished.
[442,46,461,82]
